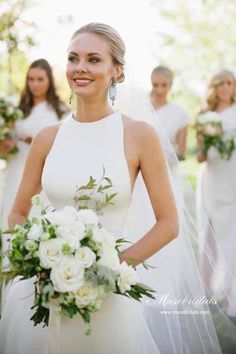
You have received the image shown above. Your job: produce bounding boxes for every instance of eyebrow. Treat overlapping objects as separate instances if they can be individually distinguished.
[68,51,102,57]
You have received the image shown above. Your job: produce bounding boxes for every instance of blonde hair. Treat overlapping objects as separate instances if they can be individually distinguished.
[71,22,126,83]
[151,65,174,85]
[201,69,236,113]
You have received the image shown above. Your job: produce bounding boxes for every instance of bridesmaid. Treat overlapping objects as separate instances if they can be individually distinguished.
[1,58,69,230]
[0,59,69,311]
[151,66,190,161]
[196,69,236,317]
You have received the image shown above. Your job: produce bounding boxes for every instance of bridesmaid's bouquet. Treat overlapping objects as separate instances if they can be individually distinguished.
[0,94,23,159]
[196,111,235,160]
[0,173,155,334]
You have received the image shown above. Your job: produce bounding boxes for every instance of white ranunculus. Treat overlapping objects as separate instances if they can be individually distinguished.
[73,282,99,308]
[0,117,5,125]
[25,240,38,252]
[77,209,99,226]
[31,194,42,206]
[97,248,120,271]
[56,220,85,249]
[28,224,43,241]
[39,238,64,269]
[75,246,96,268]
[117,262,138,293]
[40,232,51,241]
[50,256,84,292]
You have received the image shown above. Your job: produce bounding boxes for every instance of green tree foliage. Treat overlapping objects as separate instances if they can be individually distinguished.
[150,0,236,114]
[0,0,36,94]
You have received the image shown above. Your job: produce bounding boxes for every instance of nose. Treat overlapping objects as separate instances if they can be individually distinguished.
[74,60,87,73]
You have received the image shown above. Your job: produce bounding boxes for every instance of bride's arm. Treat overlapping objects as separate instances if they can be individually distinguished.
[120,121,179,266]
[8,125,59,228]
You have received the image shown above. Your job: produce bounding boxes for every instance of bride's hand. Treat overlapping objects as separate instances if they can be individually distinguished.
[119,251,139,266]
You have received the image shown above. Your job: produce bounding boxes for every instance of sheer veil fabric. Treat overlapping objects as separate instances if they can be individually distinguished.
[116,83,236,353]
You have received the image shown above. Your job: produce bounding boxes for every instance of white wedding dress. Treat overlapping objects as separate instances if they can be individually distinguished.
[197,103,236,316]
[42,111,160,354]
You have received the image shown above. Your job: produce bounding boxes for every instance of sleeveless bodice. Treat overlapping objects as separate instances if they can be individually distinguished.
[42,111,132,234]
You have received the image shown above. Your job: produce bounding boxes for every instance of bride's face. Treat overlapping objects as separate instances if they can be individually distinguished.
[66,32,120,99]
[151,73,172,100]
[215,75,235,103]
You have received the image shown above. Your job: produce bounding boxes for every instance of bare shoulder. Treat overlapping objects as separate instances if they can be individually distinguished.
[31,122,62,157]
[34,122,61,143]
[122,114,160,145]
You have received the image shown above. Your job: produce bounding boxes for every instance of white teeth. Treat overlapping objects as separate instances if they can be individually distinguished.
[74,79,91,84]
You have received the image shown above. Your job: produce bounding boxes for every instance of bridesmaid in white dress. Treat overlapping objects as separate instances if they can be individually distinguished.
[151,66,190,162]
[196,69,236,317]
[0,23,179,354]
[1,59,69,231]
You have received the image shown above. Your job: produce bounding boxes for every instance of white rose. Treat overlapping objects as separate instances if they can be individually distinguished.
[73,282,99,308]
[203,124,222,137]
[7,106,14,115]
[45,207,78,227]
[56,220,85,249]
[75,246,96,268]
[90,227,104,243]
[63,206,79,219]
[91,227,116,247]
[97,248,120,271]
[117,262,138,294]
[28,224,43,241]
[77,209,99,226]
[39,238,64,269]
[5,96,17,105]
[50,256,84,292]
[100,229,116,248]
[198,111,220,124]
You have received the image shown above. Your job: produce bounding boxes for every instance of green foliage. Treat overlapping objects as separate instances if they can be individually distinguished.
[151,0,236,114]
[0,0,36,94]
[74,167,118,213]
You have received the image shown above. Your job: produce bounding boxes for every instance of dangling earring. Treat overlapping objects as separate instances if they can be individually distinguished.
[69,91,73,105]
[109,78,117,106]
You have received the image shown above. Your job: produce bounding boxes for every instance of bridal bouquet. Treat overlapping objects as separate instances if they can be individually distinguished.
[196,111,235,160]
[1,173,155,334]
[0,94,23,159]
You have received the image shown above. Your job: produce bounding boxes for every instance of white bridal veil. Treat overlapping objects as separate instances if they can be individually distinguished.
[115,81,236,354]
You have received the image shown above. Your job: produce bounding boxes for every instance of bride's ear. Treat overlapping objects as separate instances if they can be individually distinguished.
[113,65,124,83]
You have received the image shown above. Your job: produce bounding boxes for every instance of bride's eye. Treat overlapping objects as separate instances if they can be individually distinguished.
[68,56,78,62]
[89,57,100,64]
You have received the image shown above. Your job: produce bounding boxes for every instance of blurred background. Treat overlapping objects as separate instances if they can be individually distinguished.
[1,0,236,186]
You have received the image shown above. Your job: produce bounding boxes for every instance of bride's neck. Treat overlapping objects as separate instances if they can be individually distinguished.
[75,96,113,122]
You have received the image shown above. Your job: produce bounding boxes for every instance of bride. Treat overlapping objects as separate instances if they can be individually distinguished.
[0,23,223,354]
